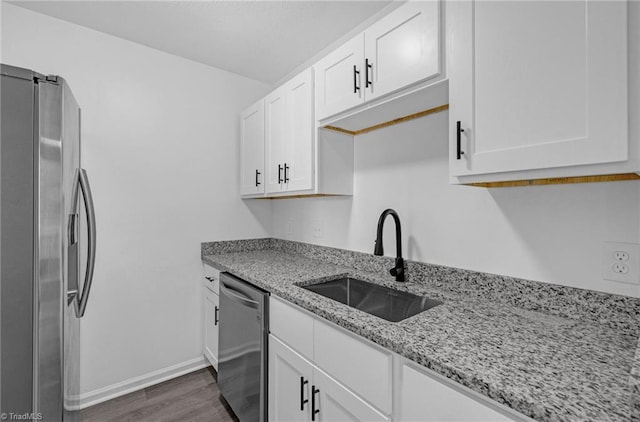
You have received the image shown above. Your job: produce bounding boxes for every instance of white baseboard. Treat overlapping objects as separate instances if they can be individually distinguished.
[67,356,209,411]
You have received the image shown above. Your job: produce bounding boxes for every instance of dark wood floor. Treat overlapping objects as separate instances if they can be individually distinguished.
[81,367,239,422]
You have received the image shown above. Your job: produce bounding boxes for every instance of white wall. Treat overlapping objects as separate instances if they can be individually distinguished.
[272,111,640,298]
[1,3,272,397]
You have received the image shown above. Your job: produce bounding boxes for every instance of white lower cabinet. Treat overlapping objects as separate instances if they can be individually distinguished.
[269,335,314,422]
[203,288,219,369]
[313,367,389,422]
[399,362,515,422]
[269,296,529,422]
[269,335,388,422]
[202,264,220,369]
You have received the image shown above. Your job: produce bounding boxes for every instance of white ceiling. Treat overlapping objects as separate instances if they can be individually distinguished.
[10,0,393,85]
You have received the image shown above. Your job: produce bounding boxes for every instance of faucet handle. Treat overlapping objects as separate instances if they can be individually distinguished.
[390,257,405,281]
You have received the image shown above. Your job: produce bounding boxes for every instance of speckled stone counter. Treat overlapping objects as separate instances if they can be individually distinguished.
[202,238,640,422]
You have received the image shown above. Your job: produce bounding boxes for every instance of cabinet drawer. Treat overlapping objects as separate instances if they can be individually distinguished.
[313,319,392,415]
[400,361,517,421]
[203,264,220,294]
[269,296,314,360]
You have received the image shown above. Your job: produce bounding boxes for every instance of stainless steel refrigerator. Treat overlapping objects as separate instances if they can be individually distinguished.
[1,64,96,421]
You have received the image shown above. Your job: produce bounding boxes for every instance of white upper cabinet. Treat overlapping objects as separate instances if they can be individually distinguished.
[449,0,629,180]
[364,0,441,101]
[266,69,314,195]
[265,88,287,194]
[285,70,314,192]
[315,35,365,121]
[239,100,265,196]
[315,0,443,122]
[240,68,353,199]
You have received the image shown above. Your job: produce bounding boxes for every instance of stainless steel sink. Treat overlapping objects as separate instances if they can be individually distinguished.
[301,277,442,322]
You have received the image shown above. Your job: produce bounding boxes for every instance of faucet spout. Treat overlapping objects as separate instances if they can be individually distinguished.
[373,209,405,282]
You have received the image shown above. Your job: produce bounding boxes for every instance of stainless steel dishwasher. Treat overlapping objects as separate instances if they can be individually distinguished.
[218,272,269,422]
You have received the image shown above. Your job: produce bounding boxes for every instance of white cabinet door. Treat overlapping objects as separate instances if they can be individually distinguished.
[313,368,390,422]
[284,69,314,192]
[265,89,287,194]
[269,335,313,422]
[239,100,265,196]
[315,35,365,120]
[266,69,314,194]
[365,0,442,101]
[313,319,392,415]
[203,289,219,369]
[399,362,513,422]
[449,0,628,177]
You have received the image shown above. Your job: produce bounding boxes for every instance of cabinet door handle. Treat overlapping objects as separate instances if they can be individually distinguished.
[214,306,219,326]
[311,385,320,421]
[255,169,261,186]
[456,121,465,160]
[353,65,360,94]
[284,163,290,183]
[300,377,309,411]
[365,58,372,88]
[278,164,283,184]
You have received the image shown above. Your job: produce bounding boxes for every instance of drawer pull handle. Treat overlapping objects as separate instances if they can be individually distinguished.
[311,385,320,421]
[214,306,219,326]
[300,377,309,411]
[353,65,360,94]
[456,121,465,160]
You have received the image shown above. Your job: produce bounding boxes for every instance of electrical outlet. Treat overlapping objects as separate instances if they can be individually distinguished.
[602,242,640,284]
[614,251,629,261]
[612,263,629,274]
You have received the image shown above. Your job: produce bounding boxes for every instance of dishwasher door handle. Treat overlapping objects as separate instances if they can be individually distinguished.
[220,282,260,309]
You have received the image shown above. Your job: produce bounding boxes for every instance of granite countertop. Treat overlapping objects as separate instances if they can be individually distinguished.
[202,239,640,422]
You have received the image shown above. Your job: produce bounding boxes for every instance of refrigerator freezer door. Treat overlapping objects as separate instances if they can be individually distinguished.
[0,64,37,418]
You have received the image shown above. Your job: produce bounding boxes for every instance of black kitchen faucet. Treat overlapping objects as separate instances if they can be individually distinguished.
[373,209,405,282]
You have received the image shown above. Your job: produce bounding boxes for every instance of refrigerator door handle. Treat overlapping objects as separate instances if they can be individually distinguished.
[67,169,81,306]
[76,168,96,318]
[66,212,79,305]
[68,168,96,318]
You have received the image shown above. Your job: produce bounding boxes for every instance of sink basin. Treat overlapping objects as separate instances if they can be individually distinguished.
[301,277,442,322]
